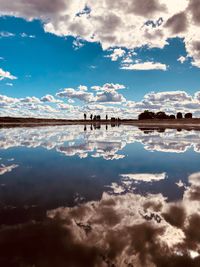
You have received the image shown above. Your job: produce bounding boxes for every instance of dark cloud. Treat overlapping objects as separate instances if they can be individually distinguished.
[0,0,68,17]
[129,0,166,17]
[188,0,200,25]
[165,12,188,34]
[184,214,200,251]
[192,41,200,52]
[162,205,186,228]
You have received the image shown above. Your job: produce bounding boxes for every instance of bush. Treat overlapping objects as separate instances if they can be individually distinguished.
[155,111,168,119]
[185,113,192,119]
[138,110,155,120]
[177,112,183,119]
[169,115,176,119]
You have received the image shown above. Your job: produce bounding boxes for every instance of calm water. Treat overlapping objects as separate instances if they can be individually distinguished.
[0,125,200,266]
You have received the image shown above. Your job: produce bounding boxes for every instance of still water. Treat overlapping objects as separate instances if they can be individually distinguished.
[0,125,200,266]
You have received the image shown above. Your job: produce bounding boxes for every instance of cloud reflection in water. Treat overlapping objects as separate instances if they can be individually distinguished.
[1,126,200,159]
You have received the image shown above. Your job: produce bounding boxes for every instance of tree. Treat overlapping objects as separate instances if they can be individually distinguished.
[138,110,155,120]
[185,113,193,119]
[169,115,176,119]
[84,113,87,120]
[106,114,108,121]
[90,114,93,120]
[177,112,183,119]
[155,111,168,119]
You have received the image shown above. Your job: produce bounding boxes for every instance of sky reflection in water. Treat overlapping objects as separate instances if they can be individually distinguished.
[0,125,200,266]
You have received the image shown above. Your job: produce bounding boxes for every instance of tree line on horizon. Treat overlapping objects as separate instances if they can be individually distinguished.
[138,110,193,120]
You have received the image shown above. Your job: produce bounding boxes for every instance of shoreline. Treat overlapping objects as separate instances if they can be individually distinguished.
[1,117,200,129]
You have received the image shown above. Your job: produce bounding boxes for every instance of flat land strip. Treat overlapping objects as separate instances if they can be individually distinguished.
[1,117,200,129]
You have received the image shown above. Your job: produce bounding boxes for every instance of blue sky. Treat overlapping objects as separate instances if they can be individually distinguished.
[0,0,200,118]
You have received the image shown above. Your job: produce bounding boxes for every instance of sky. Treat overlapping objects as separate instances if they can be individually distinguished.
[0,0,200,119]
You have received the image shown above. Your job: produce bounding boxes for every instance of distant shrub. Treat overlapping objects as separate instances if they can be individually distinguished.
[185,113,193,119]
[169,115,176,119]
[177,112,183,119]
[155,111,168,119]
[138,110,155,120]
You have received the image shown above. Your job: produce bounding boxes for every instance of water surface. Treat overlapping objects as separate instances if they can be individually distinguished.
[0,125,200,266]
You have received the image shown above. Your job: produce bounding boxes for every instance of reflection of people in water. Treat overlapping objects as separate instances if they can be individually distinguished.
[106,125,108,130]
[90,125,93,131]
[84,125,87,131]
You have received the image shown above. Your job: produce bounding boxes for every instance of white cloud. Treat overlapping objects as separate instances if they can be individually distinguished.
[56,88,95,102]
[57,103,75,110]
[106,48,126,61]
[0,164,18,175]
[78,85,88,91]
[96,90,126,103]
[20,32,35,38]
[2,86,200,119]
[6,82,13,86]
[0,68,17,80]
[72,38,84,50]
[41,94,61,103]
[121,61,168,71]
[0,31,15,38]
[2,1,200,67]
[56,83,126,104]
[20,96,41,103]
[91,83,125,91]
[120,173,166,182]
[177,56,187,64]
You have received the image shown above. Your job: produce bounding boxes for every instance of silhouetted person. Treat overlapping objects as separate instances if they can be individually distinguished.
[90,114,93,120]
[84,113,87,120]
[106,114,108,121]
[93,115,97,121]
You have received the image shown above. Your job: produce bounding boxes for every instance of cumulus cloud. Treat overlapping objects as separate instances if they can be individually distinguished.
[41,94,61,103]
[1,1,200,67]
[56,83,126,104]
[2,86,200,119]
[56,88,95,102]
[0,68,17,80]
[95,90,126,103]
[106,48,126,61]
[165,12,188,34]
[91,83,125,91]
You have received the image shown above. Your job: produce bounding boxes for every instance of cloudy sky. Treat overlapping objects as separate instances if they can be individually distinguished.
[0,0,200,119]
